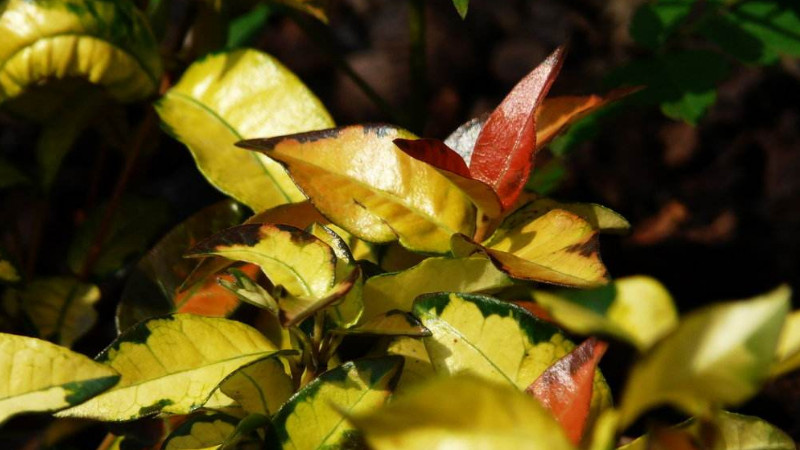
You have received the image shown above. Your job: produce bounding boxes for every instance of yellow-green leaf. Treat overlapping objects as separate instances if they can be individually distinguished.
[18,277,101,348]
[618,286,791,428]
[163,413,238,450]
[333,310,430,337]
[277,266,360,327]
[238,124,477,253]
[156,49,333,211]
[518,198,631,234]
[534,276,678,351]
[0,332,119,424]
[0,0,161,113]
[58,314,280,421]
[385,337,435,396]
[277,0,329,22]
[347,375,574,450]
[0,258,19,283]
[362,254,513,320]
[187,224,336,299]
[772,309,800,377]
[217,356,293,416]
[268,356,403,449]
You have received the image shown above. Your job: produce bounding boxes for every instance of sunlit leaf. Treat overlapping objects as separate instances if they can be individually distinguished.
[0,0,161,116]
[618,286,791,428]
[333,310,430,337]
[238,124,477,253]
[771,309,800,377]
[0,332,119,424]
[156,49,333,211]
[501,197,630,235]
[267,356,403,449]
[469,46,565,209]
[526,338,608,445]
[162,413,237,450]
[187,223,336,299]
[363,254,513,319]
[347,375,573,450]
[277,265,360,327]
[16,277,100,347]
[218,267,279,315]
[58,314,280,421]
[216,356,293,416]
[533,276,678,351]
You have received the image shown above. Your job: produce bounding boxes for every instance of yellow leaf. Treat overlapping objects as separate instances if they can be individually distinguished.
[217,357,293,416]
[347,375,574,450]
[618,286,791,428]
[156,49,333,211]
[333,310,430,337]
[517,198,631,235]
[0,332,119,424]
[386,337,435,396]
[238,124,477,253]
[268,357,402,449]
[58,314,280,421]
[163,413,237,450]
[772,309,800,377]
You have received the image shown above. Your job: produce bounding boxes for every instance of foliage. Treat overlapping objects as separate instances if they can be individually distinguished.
[0,0,796,448]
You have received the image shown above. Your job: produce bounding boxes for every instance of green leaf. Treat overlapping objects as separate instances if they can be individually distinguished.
[218,267,279,315]
[276,265,360,327]
[333,310,431,337]
[630,0,694,49]
[58,314,281,421]
[534,276,678,351]
[0,0,161,116]
[347,375,573,450]
[771,308,800,377]
[162,413,238,450]
[268,356,403,449]
[452,0,469,18]
[17,277,101,348]
[618,285,791,428]
[216,356,293,416]
[238,124,478,253]
[276,0,329,22]
[156,49,334,212]
[362,254,513,320]
[526,158,567,195]
[0,332,119,424]
[227,4,272,48]
[0,157,30,191]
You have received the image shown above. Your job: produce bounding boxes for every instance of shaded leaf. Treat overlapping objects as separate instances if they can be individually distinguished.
[162,413,238,450]
[502,197,630,235]
[277,0,329,22]
[534,276,678,351]
[217,356,293,416]
[0,157,30,190]
[268,356,403,449]
[618,286,791,428]
[238,124,477,253]
[0,258,20,283]
[333,310,430,337]
[17,277,100,347]
[347,375,573,450]
[469,46,565,209]
[630,0,694,49]
[386,336,435,396]
[219,413,270,449]
[0,332,119,424]
[452,0,469,18]
[226,4,272,48]
[218,267,279,315]
[771,309,800,377]
[156,49,333,211]
[278,265,360,327]
[58,314,280,421]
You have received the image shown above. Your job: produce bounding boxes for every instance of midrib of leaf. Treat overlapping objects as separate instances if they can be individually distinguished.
[166,92,293,203]
[487,249,593,285]
[208,248,314,295]
[239,370,269,413]
[309,378,385,449]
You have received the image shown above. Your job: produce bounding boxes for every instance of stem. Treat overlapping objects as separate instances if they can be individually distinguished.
[408,0,427,133]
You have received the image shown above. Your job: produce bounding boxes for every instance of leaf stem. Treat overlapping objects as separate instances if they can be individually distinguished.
[408,0,427,133]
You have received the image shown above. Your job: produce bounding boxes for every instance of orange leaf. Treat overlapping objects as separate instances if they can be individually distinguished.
[174,263,260,316]
[469,46,566,210]
[526,337,608,445]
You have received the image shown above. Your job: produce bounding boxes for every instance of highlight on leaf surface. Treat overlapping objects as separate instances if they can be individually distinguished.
[58,314,280,421]
[162,413,238,450]
[618,285,791,429]
[237,124,477,253]
[0,332,119,424]
[156,49,333,212]
[346,375,573,450]
[0,0,162,113]
[533,276,678,351]
[267,356,403,450]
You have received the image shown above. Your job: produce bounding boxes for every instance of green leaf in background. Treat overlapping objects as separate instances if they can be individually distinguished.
[534,276,678,352]
[771,309,800,377]
[227,4,272,48]
[216,356,293,416]
[268,357,403,449]
[68,196,171,278]
[630,0,694,49]
[618,285,791,428]
[0,157,30,191]
[526,158,567,195]
[607,51,730,125]
[452,0,469,18]
[0,0,162,119]
[162,413,238,450]
[156,49,334,212]
[0,332,119,424]
[347,375,573,450]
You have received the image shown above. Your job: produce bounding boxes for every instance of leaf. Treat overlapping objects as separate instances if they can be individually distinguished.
[347,375,573,450]
[453,209,609,288]
[508,198,631,235]
[17,277,100,347]
[630,0,694,49]
[385,337,435,396]
[267,356,403,449]
[217,356,293,416]
[618,286,791,428]
[526,338,608,445]
[238,124,477,253]
[772,309,800,376]
[452,0,469,18]
[277,265,360,327]
[0,258,20,283]
[0,157,30,190]
[333,310,431,337]
[58,314,281,421]
[187,223,336,299]
[156,49,334,212]
[219,413,270,449]
[0,0,161,114]
[0,332,119,424]
[533,276,678,351]
[469,46,566,210]
[444,116,486,165]
[162,413,238,450]
[218,267,279,315]
[116,200,247,332]
[227,4,272,48]
[362,254,513,319]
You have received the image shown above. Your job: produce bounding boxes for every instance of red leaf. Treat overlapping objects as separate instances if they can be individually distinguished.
[393,138,471,177]
[526,337,608,445]
[469,46,566,210]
